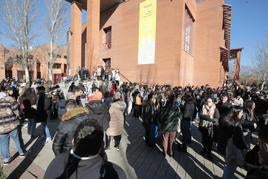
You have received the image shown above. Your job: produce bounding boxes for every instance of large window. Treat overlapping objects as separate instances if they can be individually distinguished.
[184,7,194,54]
[53,63,61,69]
[103,26,112,49]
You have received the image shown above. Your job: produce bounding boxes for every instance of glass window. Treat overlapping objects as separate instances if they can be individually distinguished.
[103,26,112,49]
[53,63,61,69]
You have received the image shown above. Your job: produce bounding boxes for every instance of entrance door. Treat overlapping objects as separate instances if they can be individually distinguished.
[103,58,111,80]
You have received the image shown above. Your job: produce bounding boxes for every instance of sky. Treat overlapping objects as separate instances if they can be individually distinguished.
[0,0,268,67]
[0,0,71,47]
[225,0,268,66]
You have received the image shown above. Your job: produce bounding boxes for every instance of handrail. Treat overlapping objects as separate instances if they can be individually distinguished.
[119,72,131,83]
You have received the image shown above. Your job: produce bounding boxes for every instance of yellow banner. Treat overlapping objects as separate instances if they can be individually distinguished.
[138,0,157,64]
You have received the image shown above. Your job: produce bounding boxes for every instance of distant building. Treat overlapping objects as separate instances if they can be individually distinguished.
[66,0,242,86]
[0,44,67,84]
[0,44,7,80]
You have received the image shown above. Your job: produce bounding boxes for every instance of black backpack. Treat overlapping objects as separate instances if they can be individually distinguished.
[85,101,110,131]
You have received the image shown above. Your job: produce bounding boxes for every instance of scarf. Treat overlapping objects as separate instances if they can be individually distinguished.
[202,103,216,119]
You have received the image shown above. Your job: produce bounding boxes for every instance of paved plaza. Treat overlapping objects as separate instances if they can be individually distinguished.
[1,114,248,179]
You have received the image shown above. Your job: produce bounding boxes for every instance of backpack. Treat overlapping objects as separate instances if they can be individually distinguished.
[85,101,110,131]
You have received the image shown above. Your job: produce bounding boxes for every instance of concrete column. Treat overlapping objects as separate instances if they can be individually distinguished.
[70,2,82,75]
[87,0,100,70]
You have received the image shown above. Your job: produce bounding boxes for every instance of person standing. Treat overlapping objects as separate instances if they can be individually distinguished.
[45,120,123,179]
[199,97,220,159]
[35,86,52,144]
[244,124,268,178]
[180,93,195,152]
[142,93,157,146]
[0,85,26,165]
[242,100,258,149]
[115,69,120,86]
[19,87,37,139]
[217,94,233,155]
[106,92,126,150]
[160,93,181,157]
[222,107,248,179]
[52,100,91,156]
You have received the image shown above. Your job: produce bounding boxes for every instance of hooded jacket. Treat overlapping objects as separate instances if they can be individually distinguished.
[52,107,91,156]
[106,101,126,136]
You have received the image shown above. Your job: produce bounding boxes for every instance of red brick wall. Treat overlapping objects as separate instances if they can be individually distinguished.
[82,0,227,87]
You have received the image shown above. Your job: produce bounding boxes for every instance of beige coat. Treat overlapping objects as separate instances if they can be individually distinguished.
[106,101,126,136]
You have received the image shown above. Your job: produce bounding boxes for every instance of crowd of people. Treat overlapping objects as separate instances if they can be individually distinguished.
[0,76,267,178]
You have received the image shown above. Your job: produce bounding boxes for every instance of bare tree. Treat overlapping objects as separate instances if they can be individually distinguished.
[254,36,268,86]
[0,0,36,83]
[45,0,67,82]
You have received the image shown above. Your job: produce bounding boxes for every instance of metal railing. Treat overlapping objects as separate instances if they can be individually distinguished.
[119,72,131,83]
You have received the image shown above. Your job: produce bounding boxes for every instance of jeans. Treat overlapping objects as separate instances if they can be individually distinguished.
[27,118,36,137]
[0,129,24,161]
[222,164,237,179]
[114,135,121,148]
[41,121,51,139]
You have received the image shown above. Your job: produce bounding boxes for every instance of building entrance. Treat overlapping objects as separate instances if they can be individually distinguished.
[103,58,111,80]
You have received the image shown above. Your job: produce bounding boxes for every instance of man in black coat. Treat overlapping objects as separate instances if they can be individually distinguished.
[245,124,268,179]
[46,120,125,179]
[180,93,195,152]
[52,100,91,156]
[35,86,52,144]
[217,94,233,155]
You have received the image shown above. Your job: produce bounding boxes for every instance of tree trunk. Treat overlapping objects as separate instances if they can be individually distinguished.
[24,64,30,84]
[48,39,54,82]
[48,64,53,82]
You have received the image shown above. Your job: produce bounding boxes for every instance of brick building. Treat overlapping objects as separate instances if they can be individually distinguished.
[0,44,68,84]
[68,0,241,86]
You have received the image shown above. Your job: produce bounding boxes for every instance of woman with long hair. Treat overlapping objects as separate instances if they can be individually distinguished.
[242,100,258,149]
[222,107,248,179]
[199,97,220,159]
[159,92,181,157]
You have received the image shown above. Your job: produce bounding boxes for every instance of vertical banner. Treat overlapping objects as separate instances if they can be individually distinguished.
[138,0,157,64]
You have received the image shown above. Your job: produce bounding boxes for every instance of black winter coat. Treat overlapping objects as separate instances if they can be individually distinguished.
[245,145,268,179]
[86,100,110,131]
[52,107,90,156]
[35,92,51,122]
[233,123,248,150]
[182,98,195,121]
